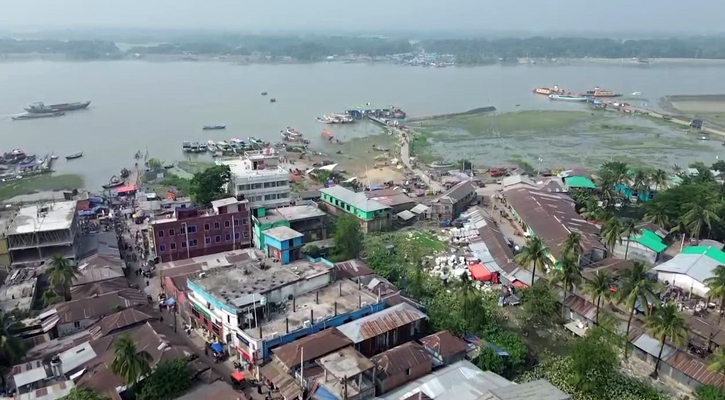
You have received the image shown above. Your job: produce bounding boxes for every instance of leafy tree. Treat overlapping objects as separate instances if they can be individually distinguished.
[621,219,641,260]
[476,346,504,374]
[645,302,687,378]
[189,164,231,206]
[47,254,80,301]
[583,271,613,324]
[705,265,725,326]
[643,201,670,228]
[550,255,582,318]
[650,169,669,191]
[696,384,725,400]
[682,198,721,240]
[568,328,620,396]
[520,281,559,326]
[713,160,725,173]
[619,261,660,358]
[514,236,552,285]
[332,214,364,260]
[0,311,26,388]
[600,217,624,255]
[42,289,62,307]
[61,387,109,400]
[707,347,725,390]
[111,334,152,386]
[137,358,193,400]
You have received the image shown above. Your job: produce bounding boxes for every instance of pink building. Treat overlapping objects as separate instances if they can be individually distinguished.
[151,198,252,263]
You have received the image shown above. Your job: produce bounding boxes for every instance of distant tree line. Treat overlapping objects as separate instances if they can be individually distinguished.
[0,39,121,60]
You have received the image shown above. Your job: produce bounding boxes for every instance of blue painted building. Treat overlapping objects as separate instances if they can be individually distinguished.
[263,226,304,264]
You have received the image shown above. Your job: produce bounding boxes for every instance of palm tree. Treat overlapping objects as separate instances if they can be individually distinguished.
[682,200,721,240]
[621,219,642,260]
[643,201,670,228]
[0,312,26,388]
[707,347,725,390]
[583,270,613,324]
[601,217,624,255]
[550,255,583,318]
[619,261,660,358]
[514,236,552,285]
[645,302,687,378]
[705,265,725,326]
[633,169,649,196]
[650,169,668,191]
[601,161,630,187]
[579,197,603,221]
[562,232,582,263]
[111,334,152,386]
[47,254,80,301]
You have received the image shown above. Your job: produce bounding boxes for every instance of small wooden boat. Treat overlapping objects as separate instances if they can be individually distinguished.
[120,168,131,178]
[102,175,124,189]
[66,152,83,160]
[270,98,277,103]
[261,92,268,96]
[203,125,226,130]
[163,164,174,169]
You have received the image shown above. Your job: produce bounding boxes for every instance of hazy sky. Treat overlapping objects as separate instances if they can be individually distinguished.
[1,0,722,33]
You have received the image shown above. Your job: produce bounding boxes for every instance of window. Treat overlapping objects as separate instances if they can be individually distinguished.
[205,237,211,244]
[406,368,411,376]
[191,308,200,318]
[73,321,81,328]
[204,223,210,231]
[170,243,176,250]
[264,194,276,201]
[181,241,187,248]
[180,226,186,234]
[224,220,230,228]
[169,228,175,236]
[244,232,250,238]
[214,222,220,229]
[242,218,248,225]
[225,233,231,241]
[227,315,231,323]
[215,235,221,243]
[160,244,166,252]
[277,180,288,187]
[279,192,289,198]
[187,225,197,233]
[263,182,275,188]
[235,232,240,240]
[234,219,239,226]
[190,239,198,247]
[157,230,164,238]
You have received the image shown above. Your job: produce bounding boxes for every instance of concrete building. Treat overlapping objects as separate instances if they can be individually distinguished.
[611,225,667,265]
[150,198,251,263]
[364,189,416,214]
[263,226,304,264]
[314,347,376,400]
[54,289,147,337]
[252,203,328,249]
[0,267,40,313]
[652,245,725,297]
[320,185,391,233]
[430,181,476,222]
[3,201,80,266]
[372,342,433,395]
[222,150,291,211]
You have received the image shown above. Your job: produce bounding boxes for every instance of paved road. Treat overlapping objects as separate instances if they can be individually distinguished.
[396,128,444,192]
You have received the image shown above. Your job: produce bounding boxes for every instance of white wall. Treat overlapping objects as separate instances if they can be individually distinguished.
[57,319,94,337]
[612,239,658,265]
[265,272,331,305]
[656,271,708,297]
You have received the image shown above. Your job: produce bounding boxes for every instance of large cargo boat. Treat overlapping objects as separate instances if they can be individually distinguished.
[585,87,621,97]
[25,101,91,114]
[533,85,563,95]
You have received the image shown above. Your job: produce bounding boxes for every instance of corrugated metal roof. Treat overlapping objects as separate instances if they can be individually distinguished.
[12,360,49,388]
[489,379,571,400]
[372,342,432,378]
[334,259,374,279]
[632,333,676,359]
[335,303,427,344]
[320,186,389,213]
[653,252,721,284]
[419,330,468,359]
[272,328,352,370]
[682,245,725,264]
[667,350,725,386]
[260,361,303,399]
[563,294,597,321]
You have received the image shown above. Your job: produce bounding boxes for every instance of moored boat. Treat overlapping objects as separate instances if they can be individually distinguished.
[248,137,264,145]
[586,87,621,97]
[120,168,131,178]
[25,101,91,114]
[429,160,454,169]
[182,141,192,152]
[261,92,268,96]
[190,142,200,152]
[199,143,208,152]
[203,125,226,130]
[285,127,302,137]
[12,112,65,120]
[102,175,124,189]
[533,85,562,95]
[65,152,83,160]
[270,98,277,103]
[206,140,217,151]
[548,94,588,102]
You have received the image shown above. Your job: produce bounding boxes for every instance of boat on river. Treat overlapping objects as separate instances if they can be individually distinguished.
[207,140,217,151]
[102,175,124,189]
[549,94,588,102]
[203,125,226,130]
[182,141,192,152]
[12,112,65,120]
[65,152,83,160]
[25,101,91,114]
[429,160,454,169]
[586,87,621,97]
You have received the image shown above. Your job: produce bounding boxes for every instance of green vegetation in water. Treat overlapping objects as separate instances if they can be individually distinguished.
[0,174,83,200]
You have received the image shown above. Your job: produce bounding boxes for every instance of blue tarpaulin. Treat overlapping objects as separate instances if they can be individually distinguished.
[165,297,176,306]
[211,342,224,353]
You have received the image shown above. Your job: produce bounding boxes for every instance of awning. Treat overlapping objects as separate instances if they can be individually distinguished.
[231,371,246,381]
[512,280,528,288]
[469,263,492,281]
[211,342,224,353]
[115,184,137,193]
[165,297,176,306]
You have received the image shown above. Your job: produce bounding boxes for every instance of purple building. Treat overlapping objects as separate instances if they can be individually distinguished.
[151,198,252,263]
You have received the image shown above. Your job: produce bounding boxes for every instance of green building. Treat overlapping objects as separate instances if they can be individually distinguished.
[319,186,391,233]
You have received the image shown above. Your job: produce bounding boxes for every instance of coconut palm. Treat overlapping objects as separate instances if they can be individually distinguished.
[111,334,152,386]
[645,302,687,378]
[562,231,582,263]
[579,197,603,221]
[514,236,552,285]
[621,219,642,260]
[682,199,721,240]
[583,270,613,325]
[550,255,583,318]
[600,217,624,255]
[643,201,670,229]
[650,169,669,191]
[705,265,725,326]
[707,347,725,390]
[619,261,660,358]
[601,161,630,187]
[47,254,80,301]
[632,169,650,196]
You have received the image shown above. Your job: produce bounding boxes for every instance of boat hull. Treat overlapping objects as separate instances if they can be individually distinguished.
[25,101,91,114]
[65,153,83,160]
[548,94,588,102]
[13,112,65,120]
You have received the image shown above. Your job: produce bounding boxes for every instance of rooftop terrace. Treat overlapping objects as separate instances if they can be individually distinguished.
[274,204,326,222]
[249,279,379,340]
[192,258,331,309]
[6,201,77,235]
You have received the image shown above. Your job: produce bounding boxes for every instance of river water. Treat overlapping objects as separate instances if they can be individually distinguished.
[2,60,725,189]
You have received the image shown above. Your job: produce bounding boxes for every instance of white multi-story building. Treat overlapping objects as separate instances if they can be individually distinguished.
[220,150,290,210]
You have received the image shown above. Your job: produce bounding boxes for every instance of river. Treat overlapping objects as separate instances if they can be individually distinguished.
[2,60,725,189]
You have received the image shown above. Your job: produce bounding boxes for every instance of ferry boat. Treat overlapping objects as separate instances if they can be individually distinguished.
[182,141,192,152]
[190,142,200,152]
[206,140,217,151]
[198,142,208,152]
[549,94,588,102]
[586,87,621,97]
[533,85,562,95]
[217,141,230,151]
[285,127,303,137]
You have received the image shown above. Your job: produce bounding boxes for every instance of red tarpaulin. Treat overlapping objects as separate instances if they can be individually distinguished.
[231,371,246,381]
[468,263,492,281]
[115,184,137,193]
[512,280,529,288]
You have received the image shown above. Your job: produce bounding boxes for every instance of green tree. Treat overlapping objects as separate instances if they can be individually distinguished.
[61,387,109,400]
[47,254,80,301]
[568,327,620,396]
[514,236,552,285]
[137,358,194,400]
[476,346,504,374]
[0,311,26,388]
[42,289,62,307]
[707,347,725,391]
[583,271,613,325]
[332,214,364,260]
[562,232,582,263]
[520,280,559,326]
[643,201,670,228]
[189,164,231,206]
[705,265,725,326]
[111,334,152,386]
[696,384,725,400]
[651,169,669,191]
[601,217,623,254]
[619,261,660,358]
[682,199,721,240]
[550,255,582,318]
[645,302,687,378]
[621,219,641,260]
